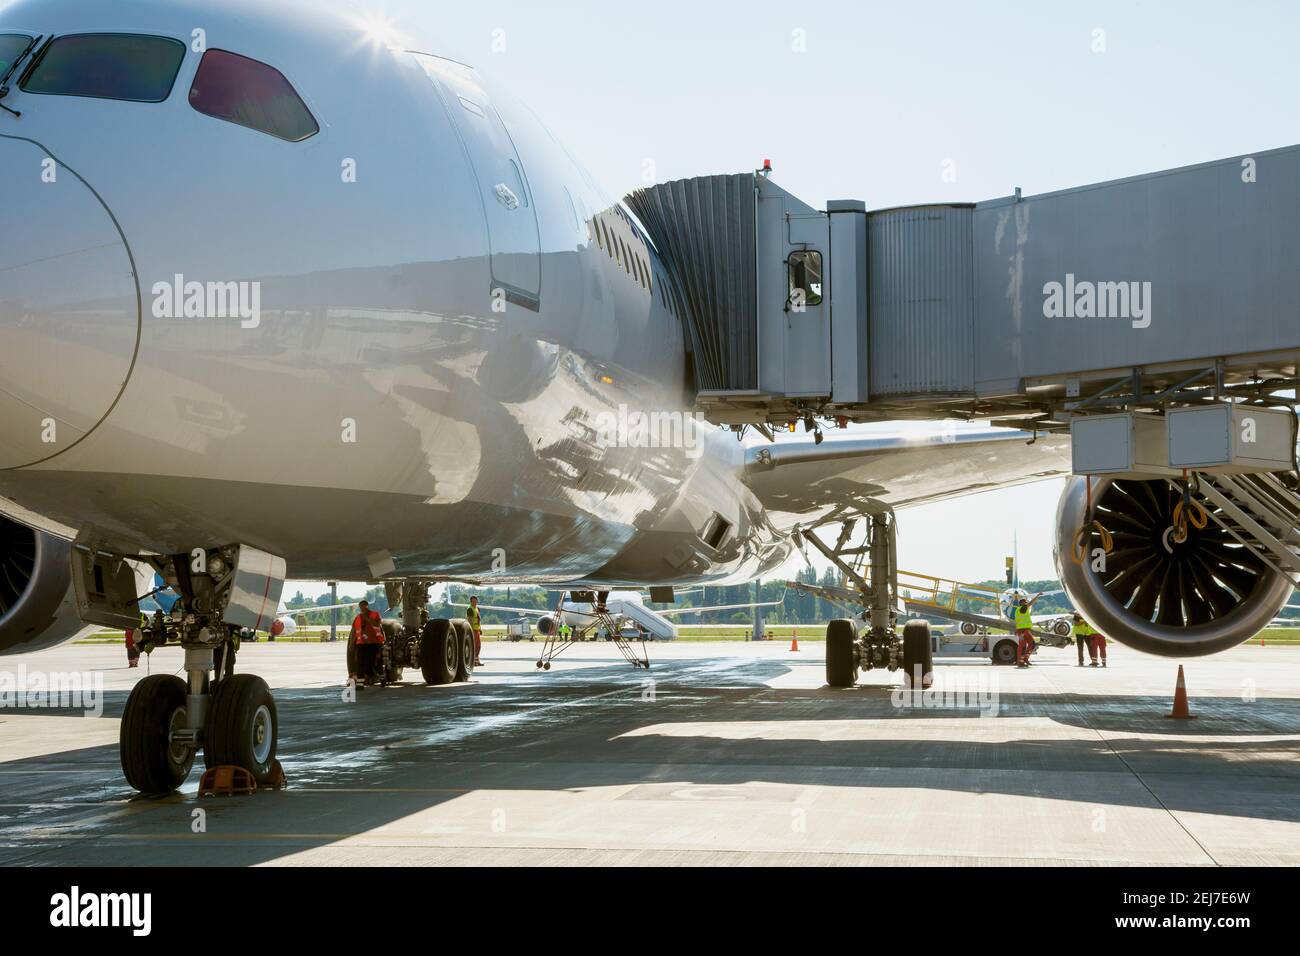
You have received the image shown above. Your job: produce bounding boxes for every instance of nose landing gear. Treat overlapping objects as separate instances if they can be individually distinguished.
[120,545,285,794]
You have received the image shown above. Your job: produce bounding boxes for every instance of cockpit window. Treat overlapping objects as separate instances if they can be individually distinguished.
[0,34,33,77]
[188,49,318,142]
[20,34,185,102]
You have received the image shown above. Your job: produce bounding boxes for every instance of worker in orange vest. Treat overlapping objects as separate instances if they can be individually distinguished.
[349,599,385,688]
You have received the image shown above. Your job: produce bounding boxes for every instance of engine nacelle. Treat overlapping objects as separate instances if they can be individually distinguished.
[0,516,91,655]
[1055,476,1294,656]
[537,614,557,637]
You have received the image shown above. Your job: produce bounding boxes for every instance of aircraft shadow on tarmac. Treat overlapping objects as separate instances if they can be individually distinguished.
[2,653,1298,866]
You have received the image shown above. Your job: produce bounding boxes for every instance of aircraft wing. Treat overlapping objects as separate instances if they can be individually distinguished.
[471,603,553,617]
[655,598,784,617]
[743,429,1071,530]
[280,602,357,616]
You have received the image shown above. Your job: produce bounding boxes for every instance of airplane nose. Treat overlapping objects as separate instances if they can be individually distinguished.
[0,137,139,468]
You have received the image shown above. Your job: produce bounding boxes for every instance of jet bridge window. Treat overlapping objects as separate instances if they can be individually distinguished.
[787,250,823,308]
[20,34,186,102]
[188,49,318,142]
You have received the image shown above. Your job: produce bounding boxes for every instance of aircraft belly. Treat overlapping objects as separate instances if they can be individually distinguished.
[0,308,706,579]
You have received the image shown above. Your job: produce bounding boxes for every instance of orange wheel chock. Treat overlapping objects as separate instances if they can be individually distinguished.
[199,765,257,797]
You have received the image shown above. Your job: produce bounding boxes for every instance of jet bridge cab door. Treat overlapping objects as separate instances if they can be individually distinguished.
[412,53,541,310]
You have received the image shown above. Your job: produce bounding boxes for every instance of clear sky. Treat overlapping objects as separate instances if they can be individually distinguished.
[216,1,1300,597]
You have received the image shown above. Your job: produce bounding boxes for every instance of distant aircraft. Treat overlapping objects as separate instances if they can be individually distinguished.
[475,589,784,643]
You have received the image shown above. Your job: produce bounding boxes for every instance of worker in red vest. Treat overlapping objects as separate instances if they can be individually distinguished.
[349,599,385,688]
[124,619,140,668]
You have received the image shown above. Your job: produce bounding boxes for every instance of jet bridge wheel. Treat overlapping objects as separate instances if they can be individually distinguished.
[120,674,194,794]
[825,619,857,687]
[452,619,474,681]
[420,619,458,685]
[204,674,278,783]
[901,619,934,688]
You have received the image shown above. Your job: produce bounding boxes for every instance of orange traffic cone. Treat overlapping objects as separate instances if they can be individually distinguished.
[1166,665,1196,719]
[789,627,799,652]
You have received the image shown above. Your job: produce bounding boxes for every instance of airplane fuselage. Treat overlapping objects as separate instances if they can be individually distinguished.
[0,0,787,587]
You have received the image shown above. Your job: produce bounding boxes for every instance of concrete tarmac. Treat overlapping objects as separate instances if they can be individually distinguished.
[1,637,1298,866]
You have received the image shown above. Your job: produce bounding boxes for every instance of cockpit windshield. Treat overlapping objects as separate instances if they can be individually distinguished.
[0,34,32,78]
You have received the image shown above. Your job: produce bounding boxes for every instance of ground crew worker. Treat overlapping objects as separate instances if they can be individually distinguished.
[124,611,145,668]
[349,599,385,688]
[467,596,483,667]
[1091,628,1108,667]
[1072,613,1098,667]
[1014,592,1044,667]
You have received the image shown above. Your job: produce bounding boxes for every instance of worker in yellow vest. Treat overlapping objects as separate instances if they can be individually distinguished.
[466,596,483,667]
[1014,592,1044,668]
[1072,613,1097,667]
[1091,627,1108,668]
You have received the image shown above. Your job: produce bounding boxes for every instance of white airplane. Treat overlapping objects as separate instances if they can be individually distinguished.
[474,589,785,642]
[263,601,357,639]
[0,0,1291,794]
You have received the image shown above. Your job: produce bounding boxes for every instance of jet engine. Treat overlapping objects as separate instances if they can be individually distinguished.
[1055,476,1294,656]
[537,614,558,637]
[0,515,89,654]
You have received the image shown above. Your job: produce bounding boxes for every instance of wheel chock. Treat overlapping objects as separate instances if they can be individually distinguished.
[262,759,288,790]
[198,765,258,797]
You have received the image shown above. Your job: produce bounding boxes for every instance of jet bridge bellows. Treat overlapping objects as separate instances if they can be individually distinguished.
[625,174,758,392]
[626,146,1300,430]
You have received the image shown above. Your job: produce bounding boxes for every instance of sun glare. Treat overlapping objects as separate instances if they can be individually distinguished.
[355,12,407,51]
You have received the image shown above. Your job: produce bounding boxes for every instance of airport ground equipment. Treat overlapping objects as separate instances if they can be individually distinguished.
[535,591,651,670]
[630,148,1299,661]
[505,619,534,641]
[894,570,1074,646]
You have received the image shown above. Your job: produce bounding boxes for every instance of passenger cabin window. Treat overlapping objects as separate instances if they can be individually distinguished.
[189,49,318,142]
[787,250,823,308]
[0,34,33,77]
[21,34,186,102]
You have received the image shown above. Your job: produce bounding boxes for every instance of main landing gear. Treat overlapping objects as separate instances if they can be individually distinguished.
[790,511,934,690]
[121,545,284,794]
[344,580,475,687]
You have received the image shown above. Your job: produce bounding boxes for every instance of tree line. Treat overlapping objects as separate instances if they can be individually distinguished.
[278,569,1132,627]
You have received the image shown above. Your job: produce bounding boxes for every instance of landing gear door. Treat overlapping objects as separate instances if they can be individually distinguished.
[412,54,542,310]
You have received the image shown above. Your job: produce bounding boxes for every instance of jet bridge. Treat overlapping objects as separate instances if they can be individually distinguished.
[625,145,1300,434]
[629,149,1300,665]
